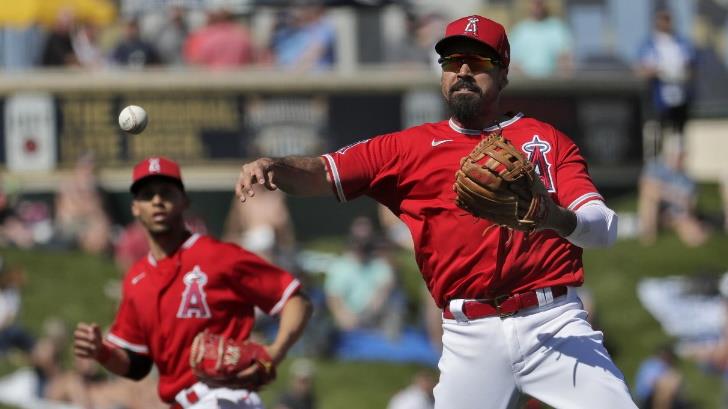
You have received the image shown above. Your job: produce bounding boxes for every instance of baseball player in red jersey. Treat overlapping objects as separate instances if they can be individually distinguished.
[237,15,639,409]
[73,157,312,408]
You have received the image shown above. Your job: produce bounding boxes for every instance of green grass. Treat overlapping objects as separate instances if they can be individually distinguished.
[259,360,428,409]
[2,231,728,408]
[583,234,727,408]
[7,249,120,334]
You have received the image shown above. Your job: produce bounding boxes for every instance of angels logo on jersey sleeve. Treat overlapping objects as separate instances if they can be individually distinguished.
[522,135,555,192]
[176,265,212,319]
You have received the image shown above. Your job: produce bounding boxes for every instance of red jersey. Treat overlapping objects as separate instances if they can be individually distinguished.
[106,233,300,403]
[322,113,603,307]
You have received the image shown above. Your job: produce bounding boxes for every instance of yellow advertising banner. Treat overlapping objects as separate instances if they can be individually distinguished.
[0,0,115,27]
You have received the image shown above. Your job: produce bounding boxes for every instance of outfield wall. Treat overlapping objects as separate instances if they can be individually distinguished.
[0,68,646,194]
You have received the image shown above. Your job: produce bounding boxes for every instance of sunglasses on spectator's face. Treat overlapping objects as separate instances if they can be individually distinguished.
[438,54,501,73]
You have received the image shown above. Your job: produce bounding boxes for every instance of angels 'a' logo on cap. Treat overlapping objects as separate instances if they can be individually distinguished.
[464,16,479,36]
[148,158,161,173]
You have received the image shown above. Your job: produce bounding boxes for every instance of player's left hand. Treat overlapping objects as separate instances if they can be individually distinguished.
[454,132,551,232]
[189,330,277,390]
[202,357,274,389]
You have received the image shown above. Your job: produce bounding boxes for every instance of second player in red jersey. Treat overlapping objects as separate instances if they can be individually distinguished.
[74,157,311,408]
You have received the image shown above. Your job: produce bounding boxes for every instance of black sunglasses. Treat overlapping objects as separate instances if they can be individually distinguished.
[438,54,501,73]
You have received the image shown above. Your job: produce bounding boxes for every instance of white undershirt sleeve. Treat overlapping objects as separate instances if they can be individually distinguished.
[564,201,618,248]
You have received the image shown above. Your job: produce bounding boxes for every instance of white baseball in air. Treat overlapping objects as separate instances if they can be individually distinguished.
[118,105,148,134]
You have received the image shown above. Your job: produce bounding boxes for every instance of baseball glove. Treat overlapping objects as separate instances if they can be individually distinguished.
[454,132,550,232]
[189,330,276,390]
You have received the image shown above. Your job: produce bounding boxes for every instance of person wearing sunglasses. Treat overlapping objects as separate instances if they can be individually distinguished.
[237,15,633,409]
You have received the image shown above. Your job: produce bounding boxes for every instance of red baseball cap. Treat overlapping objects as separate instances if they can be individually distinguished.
[130,156,184,193]
[435,15,510,67]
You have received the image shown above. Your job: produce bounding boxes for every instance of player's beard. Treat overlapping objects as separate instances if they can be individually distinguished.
[447,80,485,125]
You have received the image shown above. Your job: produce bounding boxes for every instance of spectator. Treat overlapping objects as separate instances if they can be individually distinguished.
[0,258,35,359]
[634,344,692,409]
[0,175,34,249]
[14,199,54,248]
[387,369,436,409]
[223,186,296,269]
[113,221,148,273]
[41,9,80,67]
[378,203,413,252]
[183,7,255,68]
[681,278,728,407]
[637,137,708,247]
[384,12,445,70]
[378,204,442,351]
[31,318,68,398]
[44,355,103,407]
[111,18,161,68]
[42,352,165,409]
[324,216,403,338]
[636,10,697,141]
[53,153,112,255]
[270,1,336,71]
[71,22,106,69]
[0,317,103,408]
[274,358,317,409]
[150,6,189,65]
[508,0,574,78]
[0,24,44,70]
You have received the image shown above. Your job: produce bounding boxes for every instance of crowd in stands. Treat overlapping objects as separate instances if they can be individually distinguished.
[0,0,591,76]
[0,2,342,72]
[0,0,698,77]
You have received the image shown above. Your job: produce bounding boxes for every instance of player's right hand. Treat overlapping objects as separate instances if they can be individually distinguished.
[73,322,105,361]
[236,158,278,203]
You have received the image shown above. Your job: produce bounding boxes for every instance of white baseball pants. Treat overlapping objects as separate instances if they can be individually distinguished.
[434,288,638,409]
[175,382,264,409]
